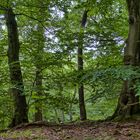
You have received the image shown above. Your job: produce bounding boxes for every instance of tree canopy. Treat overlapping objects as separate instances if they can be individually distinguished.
[0,0,140,129]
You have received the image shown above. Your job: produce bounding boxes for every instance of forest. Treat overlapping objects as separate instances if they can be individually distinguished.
[1,0,140,139]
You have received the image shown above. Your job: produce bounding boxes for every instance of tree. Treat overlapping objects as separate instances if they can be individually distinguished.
[111,0,140,119]
[33,0,47,122]
[5,7,28,127]
[0,0,136,128]
[77,10,88,120]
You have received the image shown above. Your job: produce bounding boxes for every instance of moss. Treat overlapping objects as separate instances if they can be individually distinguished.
[0,128,46,139]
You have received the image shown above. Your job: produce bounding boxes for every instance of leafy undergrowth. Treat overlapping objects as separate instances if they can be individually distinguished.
[1,121,140,140]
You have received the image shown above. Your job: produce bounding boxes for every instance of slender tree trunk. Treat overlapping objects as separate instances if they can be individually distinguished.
[61,110,65,123]
[54,108,59,123]
[111,0,140,120]
[78,10,88,120]
[34,0,46,122]
[34,69,43,121]
[69,86,77,121]
[5,8,28,127]
[34,35,44,122]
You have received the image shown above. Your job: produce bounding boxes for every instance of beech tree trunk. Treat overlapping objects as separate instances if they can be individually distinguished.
[5,8,28,127]
[112,0,140,119]
[78,10,88,120]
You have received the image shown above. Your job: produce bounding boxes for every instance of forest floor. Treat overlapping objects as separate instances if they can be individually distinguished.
[0,121,140,140]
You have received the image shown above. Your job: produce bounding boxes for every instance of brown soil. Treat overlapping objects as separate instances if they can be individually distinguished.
[1,121,140,140]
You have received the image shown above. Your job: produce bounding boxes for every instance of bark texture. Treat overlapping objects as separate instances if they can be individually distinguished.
[112,0,140,120]
[5,8,28,127]
[78,10,88,120]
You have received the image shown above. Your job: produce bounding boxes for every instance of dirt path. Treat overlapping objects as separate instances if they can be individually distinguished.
[1,121,140,140]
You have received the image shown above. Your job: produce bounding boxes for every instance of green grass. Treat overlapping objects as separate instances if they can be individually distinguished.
[0,128,47,139]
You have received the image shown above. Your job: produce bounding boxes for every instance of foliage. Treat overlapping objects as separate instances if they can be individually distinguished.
[0,0,134,129]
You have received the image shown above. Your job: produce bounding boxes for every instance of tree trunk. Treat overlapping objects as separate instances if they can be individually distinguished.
[69,86,77,121]
[5,8,28,127]
[111,0,140,120]
[34,0,46,122]
[78,10,88,120]
[34,69,43,121]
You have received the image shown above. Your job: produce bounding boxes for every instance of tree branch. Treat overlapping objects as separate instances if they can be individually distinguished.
[0,4,8,11]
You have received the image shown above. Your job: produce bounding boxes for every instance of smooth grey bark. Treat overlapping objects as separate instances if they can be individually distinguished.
[5,8,28,127]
